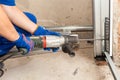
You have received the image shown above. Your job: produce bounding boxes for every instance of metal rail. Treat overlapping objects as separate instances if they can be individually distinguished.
[104,52,120,80]
[78,38,105,41]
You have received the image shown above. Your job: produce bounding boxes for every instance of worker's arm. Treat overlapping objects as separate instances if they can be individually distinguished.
[0,5,33,53]
[0,0,37,34]
[1,5,38,34]
[0,5,19,41]
[1,4,61,37]
[0,0,61,36]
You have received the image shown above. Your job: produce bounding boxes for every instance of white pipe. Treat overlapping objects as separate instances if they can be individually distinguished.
[110,0,113,56]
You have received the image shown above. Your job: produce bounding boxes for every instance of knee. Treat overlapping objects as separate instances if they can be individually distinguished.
[24,12,37,24]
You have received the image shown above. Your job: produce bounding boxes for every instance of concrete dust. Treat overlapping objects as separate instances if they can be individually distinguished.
[0,49,114,80]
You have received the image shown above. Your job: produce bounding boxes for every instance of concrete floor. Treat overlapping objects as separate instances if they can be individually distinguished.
[1,48,114,80]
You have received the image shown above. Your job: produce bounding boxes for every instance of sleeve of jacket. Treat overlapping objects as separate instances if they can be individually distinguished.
[0,0,16,6]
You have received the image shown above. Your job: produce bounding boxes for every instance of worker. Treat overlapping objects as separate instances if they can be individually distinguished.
[0,0,61,56]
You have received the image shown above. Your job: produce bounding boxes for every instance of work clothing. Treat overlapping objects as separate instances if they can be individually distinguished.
[0,0,16,6]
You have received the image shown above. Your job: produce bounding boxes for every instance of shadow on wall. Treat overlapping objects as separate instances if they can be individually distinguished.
[16,0,93,26]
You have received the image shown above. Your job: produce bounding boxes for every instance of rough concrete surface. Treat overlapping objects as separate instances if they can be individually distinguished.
[0,48,115,80]
[113,0,120,66]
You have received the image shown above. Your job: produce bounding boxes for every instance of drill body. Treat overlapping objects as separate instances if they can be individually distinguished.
[31,34,79,56]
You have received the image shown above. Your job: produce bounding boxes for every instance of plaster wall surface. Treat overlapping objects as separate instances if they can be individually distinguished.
[16,0,93,26]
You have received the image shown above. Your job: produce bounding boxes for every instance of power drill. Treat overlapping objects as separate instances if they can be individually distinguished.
[21,34,79,57]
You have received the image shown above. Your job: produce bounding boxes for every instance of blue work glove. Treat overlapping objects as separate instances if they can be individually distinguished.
[33,26,61,52]
[14,34,34,53]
